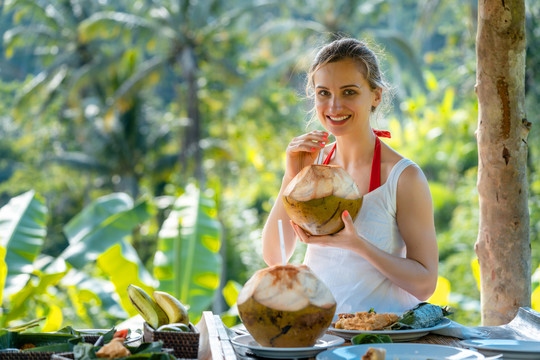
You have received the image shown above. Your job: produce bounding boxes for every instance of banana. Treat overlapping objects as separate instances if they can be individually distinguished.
[153,290,190,326]
[127,284,169,329]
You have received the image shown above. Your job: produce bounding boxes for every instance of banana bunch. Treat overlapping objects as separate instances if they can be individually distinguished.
[127,284,190,330]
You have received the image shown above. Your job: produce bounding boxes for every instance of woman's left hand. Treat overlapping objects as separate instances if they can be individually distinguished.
[291,210,363,252]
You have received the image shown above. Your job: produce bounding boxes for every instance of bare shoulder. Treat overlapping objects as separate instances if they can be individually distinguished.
[380,142,405,183]
[397,162,432,205]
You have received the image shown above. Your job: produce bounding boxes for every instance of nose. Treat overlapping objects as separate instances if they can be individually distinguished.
[329,95,343,112]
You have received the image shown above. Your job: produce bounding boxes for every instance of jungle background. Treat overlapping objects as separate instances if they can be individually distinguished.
[0,0,539,331]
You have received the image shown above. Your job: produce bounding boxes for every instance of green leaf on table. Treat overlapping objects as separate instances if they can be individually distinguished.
[351,334,393,345]
[73,342,96,360]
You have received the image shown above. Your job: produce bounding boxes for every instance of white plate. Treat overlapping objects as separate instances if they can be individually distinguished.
[230,333,345,359]
[327,317,451,341]
[316,343,485,360]
[461,339,540,359]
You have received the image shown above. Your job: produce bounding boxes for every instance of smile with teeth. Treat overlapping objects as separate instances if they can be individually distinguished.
[327,115,351,122]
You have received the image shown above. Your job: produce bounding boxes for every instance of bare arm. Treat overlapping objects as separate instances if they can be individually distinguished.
[262,130,328,266]
[291,164,438,300]
[262,176,297,266]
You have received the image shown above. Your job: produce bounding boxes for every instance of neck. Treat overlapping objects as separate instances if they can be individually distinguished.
[334,129,377,169]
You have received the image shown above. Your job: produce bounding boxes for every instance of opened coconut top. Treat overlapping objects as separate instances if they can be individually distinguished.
[237,264,336,312]
[284,165,362,202]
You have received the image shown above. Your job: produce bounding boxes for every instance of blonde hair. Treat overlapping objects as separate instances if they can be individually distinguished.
[305,37,393,127]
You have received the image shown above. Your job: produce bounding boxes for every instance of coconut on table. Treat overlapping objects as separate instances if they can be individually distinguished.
[283,164,363,235]
[237,264,336,348]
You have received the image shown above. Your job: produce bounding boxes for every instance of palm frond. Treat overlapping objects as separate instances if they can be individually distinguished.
[48,152,112,173]
[78,11,170,43]
[371,29,427,91]
[4,0,64,29]
[200,0,278,38]
[105,56,166,112]
[226,48,303,118]
[252,18,327,41]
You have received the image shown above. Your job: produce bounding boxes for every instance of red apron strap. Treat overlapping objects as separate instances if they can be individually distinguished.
[368,137,381,192]
[322,129,390,191]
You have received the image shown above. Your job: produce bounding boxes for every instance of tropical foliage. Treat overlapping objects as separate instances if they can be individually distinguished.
[0,0,539,330]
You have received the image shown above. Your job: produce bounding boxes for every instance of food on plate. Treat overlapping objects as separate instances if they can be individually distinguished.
[95,338,131,359]
[283,164,363,235]
[112,329,128,339]
[153,290,190,325]
[390,302,452,330]
[237,264,336,347]
[361,347,386,360]
[333,311,399,331]
[127,285,192,331]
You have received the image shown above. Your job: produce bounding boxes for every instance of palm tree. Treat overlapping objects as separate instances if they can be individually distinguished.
[77,0,275,187]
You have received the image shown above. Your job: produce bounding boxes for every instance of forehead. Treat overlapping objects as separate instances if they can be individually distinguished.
[313,58,368,86]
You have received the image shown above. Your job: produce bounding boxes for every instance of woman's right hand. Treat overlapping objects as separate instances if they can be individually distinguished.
[285,130,328,180]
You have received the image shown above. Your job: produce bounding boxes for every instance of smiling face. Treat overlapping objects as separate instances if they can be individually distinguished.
[313,58,382,136]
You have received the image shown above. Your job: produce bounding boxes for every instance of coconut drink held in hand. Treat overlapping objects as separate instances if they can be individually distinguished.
[237,264,336,347]
[283,164,363,235]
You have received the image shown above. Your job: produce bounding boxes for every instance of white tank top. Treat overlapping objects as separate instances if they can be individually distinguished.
[303,154,421,314]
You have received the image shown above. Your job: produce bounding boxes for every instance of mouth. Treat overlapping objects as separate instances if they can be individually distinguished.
[326,114,351,125]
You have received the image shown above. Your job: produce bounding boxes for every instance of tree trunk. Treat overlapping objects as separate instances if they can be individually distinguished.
[475,0,531,325]
[179,46,205,187]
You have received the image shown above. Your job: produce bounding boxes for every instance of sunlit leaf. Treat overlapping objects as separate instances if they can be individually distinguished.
[60,193,154,287]
[42,304,63,332]
[0,246,6,307]
[427,276,451,306]
[471,258,481,291]
[154,184,222,319]
[0,190,47,296]
[97,243,156,317]
[532,284,540,312]
[222,280,242,308]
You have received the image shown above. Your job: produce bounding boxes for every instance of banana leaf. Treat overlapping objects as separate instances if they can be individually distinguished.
[0,190,47,296]
[153,184,222,320]
[72,340,173,360]
[97,244,156,317]
[4,256,67,325]
[0,331,79,351]
[59,193,154,285]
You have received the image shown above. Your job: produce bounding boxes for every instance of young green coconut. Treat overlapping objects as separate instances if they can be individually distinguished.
[237,264,336,348]
[283,165,363,235]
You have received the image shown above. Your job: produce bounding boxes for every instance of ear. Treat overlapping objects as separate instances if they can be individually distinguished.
[372,87,382,108]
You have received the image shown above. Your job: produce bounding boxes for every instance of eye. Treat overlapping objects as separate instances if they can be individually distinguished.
[317,89,330,96]
[343,88,357,96]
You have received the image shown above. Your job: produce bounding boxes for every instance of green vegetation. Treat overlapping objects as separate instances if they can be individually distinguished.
[0,0,539,329]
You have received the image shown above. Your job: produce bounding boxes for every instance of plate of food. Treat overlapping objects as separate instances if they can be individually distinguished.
[316,343,486,360]
[327,302,452,342]
[230,333,345,359]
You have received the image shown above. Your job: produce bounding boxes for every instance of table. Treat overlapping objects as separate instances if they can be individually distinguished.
[198,312,466,360]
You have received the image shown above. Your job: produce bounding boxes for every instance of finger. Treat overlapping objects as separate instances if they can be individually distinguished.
[302,132,329,146]
[287,142,322,154]
[290,221,308,243]
[342,210,354,228]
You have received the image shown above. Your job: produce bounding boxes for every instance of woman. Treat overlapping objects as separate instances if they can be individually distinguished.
[261,38,438,314]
